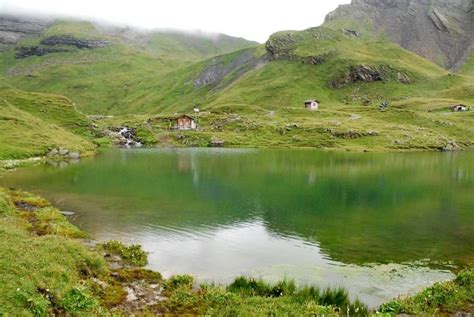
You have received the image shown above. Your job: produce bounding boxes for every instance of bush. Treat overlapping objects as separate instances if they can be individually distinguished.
[100,240,148,267]
[15,289,50,317]
[165,274,195,291]
[60,287,98,313]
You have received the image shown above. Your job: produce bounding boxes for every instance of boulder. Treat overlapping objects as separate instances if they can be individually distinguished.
[397,72,411,84]
[69,152,80,159]
[210,138,225,147]
[443,141,461,152]
[47,148,59,157]
[59,148,69,156]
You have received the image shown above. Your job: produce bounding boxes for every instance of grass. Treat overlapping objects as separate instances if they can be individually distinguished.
[0,20,472,156]
[378,269,474,315]
[93,101,474,152]
[0,89,96,160]
[0,188,107,315]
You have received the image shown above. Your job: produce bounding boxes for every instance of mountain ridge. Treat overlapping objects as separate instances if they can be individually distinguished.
[324,0,474,70]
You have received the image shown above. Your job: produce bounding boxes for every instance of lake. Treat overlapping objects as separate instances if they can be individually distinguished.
[1,148,473,307]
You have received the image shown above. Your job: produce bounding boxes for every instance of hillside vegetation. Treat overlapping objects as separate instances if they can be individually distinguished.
[0,89,96,160]
[0,17,473,156]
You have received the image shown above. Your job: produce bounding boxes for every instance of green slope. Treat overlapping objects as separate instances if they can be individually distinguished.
[89,26,473,151]
[146,30,258,60]
[0,90,95,160]
[0,19,258,115]
[0,20,473,153]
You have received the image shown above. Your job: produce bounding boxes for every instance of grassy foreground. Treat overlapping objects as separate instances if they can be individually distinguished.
[0,188,472,316]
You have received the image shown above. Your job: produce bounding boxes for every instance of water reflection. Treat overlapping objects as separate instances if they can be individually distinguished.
[1,148,472,307]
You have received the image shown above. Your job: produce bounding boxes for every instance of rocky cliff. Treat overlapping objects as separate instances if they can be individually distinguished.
[0,15,49,46]
[325,0,474,70]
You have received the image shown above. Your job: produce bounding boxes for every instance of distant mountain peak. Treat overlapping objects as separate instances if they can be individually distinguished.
[324,0,473,70]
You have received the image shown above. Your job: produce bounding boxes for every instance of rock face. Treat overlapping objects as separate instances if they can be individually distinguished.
[193,47,267,88]
[15,46,72,59]
[41,35,110,49]
[265,28,338,62]
[325,0,474,70]
[328,65,410,88]
[0,15,49,46]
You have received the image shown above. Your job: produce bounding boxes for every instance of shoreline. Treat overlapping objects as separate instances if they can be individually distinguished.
[1,142,471,170]
[0,188,472,315]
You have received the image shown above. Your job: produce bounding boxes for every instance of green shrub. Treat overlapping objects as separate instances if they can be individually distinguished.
[165,274,195,291]
[455,269,474,287]
[15,289,50,317]
[100,240,148,267]
[227,276,271,297]
[60,287,98,313]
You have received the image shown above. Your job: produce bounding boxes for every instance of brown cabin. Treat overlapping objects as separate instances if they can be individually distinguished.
[305,100,319,110]
[175,115,196,130]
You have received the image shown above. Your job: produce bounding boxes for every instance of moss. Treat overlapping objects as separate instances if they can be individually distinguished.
[28,207,87,238]
[13,196,51,210]
[92,279,127,308]
[114,268,162,284]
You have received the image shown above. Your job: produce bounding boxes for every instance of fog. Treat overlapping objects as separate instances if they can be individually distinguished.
[0,0,351,42]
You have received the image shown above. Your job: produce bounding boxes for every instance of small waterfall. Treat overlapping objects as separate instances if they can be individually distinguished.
[118,127,143,148]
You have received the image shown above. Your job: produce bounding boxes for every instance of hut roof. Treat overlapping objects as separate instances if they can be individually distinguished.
[176,114,194,120]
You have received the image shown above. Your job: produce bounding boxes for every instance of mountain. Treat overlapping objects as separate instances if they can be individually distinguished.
[324,0,474,70]
[0,9,473,156]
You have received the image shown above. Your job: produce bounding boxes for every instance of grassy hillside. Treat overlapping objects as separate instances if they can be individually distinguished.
[86,27,473,151]
[0,19,258,115]
[0,20,473,154]
[0,89,95,160]
[145,30,258,60]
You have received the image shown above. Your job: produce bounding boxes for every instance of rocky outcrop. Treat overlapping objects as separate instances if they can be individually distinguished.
[265,28,339,66]
[46,147,81,159]
[193,47,267,88]
[15,46,72,59]
[325,0,474,70]
[14,35,110,59]
[41,35,110,49]
[328,65,410,88]
[0,15,49,45]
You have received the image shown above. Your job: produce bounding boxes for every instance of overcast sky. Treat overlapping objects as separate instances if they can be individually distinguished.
[0,0,350,42]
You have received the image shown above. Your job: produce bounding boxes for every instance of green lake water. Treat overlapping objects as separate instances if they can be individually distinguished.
[1,148,473,307]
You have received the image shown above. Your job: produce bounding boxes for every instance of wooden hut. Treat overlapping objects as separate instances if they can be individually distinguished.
[304,100,319,110]
[450,104,470,112]
[175,115,196,130]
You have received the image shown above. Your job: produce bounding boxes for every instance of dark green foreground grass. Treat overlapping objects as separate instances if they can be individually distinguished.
[0,188,472,316]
